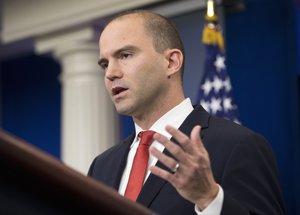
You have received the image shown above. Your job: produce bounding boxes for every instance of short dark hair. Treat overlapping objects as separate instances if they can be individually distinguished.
[102,10,185,79]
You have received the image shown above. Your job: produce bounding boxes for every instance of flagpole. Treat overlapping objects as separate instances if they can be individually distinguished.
[205,0,218,22]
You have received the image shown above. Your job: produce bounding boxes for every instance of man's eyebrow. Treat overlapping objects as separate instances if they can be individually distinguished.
[115,45,139,53]
[98,45,139,66]
[112,45,139,58]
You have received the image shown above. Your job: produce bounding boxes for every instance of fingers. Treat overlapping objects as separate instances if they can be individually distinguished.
[149,146,179,172]
[190,125,204,149]
[150,125,204,172]
[153,132,187,165]
[165,125,203,155]
[149,165,177,186]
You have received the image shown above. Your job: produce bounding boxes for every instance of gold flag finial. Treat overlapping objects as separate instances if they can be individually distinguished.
[202,0,224,50]
[205,0,218,22]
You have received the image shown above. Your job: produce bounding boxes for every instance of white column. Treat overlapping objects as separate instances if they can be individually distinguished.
[35,27,119,174]
[53,41,118,174]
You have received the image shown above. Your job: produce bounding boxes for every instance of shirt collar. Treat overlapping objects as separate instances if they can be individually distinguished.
[132,98,194,147]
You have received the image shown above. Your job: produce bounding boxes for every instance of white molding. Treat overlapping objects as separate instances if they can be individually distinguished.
[1,0,163,43]
[151,0,206,17]
[1,0,223,44]
[35,26,96,54]
[0,0,223,59]
[149,0,222,17]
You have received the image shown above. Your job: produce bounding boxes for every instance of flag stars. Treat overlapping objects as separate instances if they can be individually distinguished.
[201,79,213,95]
[223,97,233,112]
[214,55,226,72]
[200,100,210,112]
[212,76,223,93]
[210,97,222,114]
[197,36,240,122]
[223,78,232,92]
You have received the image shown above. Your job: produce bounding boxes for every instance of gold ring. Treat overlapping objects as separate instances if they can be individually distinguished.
[173,163,180,172]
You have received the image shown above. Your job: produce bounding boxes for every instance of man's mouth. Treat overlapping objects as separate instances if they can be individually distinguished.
[112,87,128,96]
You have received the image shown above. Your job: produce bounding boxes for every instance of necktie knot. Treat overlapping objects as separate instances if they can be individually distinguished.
[138,130,155,146]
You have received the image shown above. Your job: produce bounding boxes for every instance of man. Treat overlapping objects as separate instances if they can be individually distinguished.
[88,10,286,214]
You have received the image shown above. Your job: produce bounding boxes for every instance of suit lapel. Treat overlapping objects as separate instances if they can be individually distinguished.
[137,105,210,207]
[110,133,135,190]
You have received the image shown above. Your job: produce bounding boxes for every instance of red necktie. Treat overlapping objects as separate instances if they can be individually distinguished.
[124,130,155,201]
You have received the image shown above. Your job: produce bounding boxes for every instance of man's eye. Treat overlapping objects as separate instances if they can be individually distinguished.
[120,53,132,59]
[100,62,108,71]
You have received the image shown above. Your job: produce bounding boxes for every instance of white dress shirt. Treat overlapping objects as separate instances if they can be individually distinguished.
[118,98,223,214]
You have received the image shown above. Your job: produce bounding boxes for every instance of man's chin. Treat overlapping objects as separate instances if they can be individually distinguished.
[114,104,133,116]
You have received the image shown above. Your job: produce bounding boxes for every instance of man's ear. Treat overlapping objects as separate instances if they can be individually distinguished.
[165,48,183,77]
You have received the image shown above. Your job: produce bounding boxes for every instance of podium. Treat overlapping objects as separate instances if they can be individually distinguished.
[0,130,153,215]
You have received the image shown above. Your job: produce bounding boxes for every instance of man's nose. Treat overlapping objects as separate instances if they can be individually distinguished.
[105,62,123,81]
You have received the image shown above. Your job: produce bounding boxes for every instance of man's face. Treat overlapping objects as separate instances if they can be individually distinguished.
[99,15,169,117]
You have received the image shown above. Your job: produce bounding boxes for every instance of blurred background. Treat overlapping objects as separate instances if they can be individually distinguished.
[0,0,299,214]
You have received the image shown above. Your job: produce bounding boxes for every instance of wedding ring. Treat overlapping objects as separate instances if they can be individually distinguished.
[173,162,180,172]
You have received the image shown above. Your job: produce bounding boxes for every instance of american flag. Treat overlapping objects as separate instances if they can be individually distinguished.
[196,20,240,123]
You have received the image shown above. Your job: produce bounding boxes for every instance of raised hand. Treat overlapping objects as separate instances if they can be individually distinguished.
[149,125,219,210]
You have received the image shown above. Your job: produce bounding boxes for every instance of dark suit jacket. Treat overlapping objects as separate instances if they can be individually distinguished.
[88,106,286,215]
